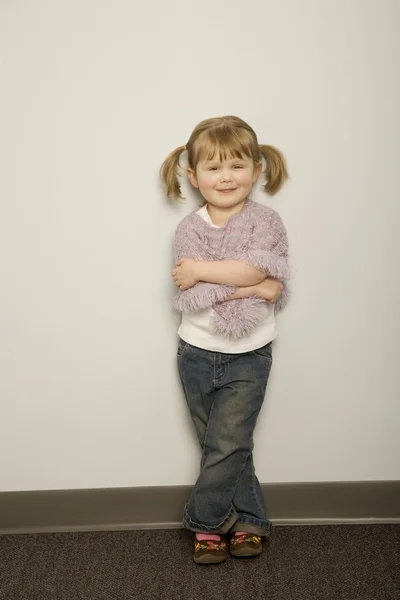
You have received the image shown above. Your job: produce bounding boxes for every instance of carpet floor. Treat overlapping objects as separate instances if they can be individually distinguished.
[0,525,399,599]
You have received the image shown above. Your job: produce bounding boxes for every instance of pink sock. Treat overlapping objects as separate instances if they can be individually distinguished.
[195,533,221,541]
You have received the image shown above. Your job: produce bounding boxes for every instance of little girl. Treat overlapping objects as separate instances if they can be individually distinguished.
[161,116,290,564]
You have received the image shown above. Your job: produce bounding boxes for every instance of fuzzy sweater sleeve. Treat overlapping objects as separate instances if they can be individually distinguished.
[232,208,291,311]
[172,218,235,312]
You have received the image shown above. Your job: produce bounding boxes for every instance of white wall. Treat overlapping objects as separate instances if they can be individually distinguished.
[1,0,399,492]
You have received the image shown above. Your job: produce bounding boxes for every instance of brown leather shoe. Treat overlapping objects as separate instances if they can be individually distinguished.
[193,536,228,564]
[229,533,263,557]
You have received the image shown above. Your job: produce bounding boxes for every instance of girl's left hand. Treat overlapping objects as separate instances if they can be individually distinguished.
[255,278,284,303]
[172,259,199,291]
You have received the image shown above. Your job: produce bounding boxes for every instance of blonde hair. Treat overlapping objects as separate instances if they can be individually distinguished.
[160,115,288,199]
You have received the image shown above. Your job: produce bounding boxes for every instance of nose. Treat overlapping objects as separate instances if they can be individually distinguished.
[220,168,233,183]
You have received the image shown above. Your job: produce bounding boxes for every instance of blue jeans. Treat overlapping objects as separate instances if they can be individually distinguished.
[177,339,273,537]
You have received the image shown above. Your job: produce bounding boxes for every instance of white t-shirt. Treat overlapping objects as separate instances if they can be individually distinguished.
[178,205,277,353]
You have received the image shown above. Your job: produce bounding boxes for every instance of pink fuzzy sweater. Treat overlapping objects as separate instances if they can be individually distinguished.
[173,200,290,339]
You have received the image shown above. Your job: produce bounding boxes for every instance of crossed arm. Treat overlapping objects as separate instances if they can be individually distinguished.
[171,259,283,303]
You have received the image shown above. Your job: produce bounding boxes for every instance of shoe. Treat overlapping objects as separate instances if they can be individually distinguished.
[193,536,228,564]
[229,532,263,557]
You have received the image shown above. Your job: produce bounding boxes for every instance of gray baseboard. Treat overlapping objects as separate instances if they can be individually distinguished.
[1,481,399,535]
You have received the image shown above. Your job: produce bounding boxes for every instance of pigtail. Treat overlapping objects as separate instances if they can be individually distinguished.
[160,146,186,199]
[258,145,288,195]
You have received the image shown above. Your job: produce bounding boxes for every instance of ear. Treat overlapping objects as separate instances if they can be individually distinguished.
[252,162,263,183]
[187,168,199,189]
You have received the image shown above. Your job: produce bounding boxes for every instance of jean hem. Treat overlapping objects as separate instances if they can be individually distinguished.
[183,504,238,535]
[229,517,271,537]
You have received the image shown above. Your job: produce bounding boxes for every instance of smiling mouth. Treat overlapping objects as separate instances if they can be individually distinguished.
[218,188,237,193]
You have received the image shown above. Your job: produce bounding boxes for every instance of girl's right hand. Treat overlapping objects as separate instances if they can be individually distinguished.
[255,278,284,303]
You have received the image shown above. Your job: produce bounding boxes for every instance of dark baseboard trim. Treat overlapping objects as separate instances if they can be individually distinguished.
[1,481,399,535]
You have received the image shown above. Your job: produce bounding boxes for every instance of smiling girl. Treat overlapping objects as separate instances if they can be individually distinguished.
[161,116,290,564]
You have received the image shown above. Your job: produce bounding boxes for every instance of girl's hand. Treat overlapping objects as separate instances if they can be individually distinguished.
[255,278,284,303]
[172,259,200,291]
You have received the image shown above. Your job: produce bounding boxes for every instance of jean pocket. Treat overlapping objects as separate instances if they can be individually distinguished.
[177,339,189,357]
[251,342,273,361]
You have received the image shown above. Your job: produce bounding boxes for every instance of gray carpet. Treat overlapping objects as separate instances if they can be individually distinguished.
[0,525,399,599]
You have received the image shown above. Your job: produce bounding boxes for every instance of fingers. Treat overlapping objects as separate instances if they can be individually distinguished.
[171,261,188,291]
[172,273,181,288]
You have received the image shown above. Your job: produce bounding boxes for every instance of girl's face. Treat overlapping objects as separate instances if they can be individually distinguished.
[187,154,262,210]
